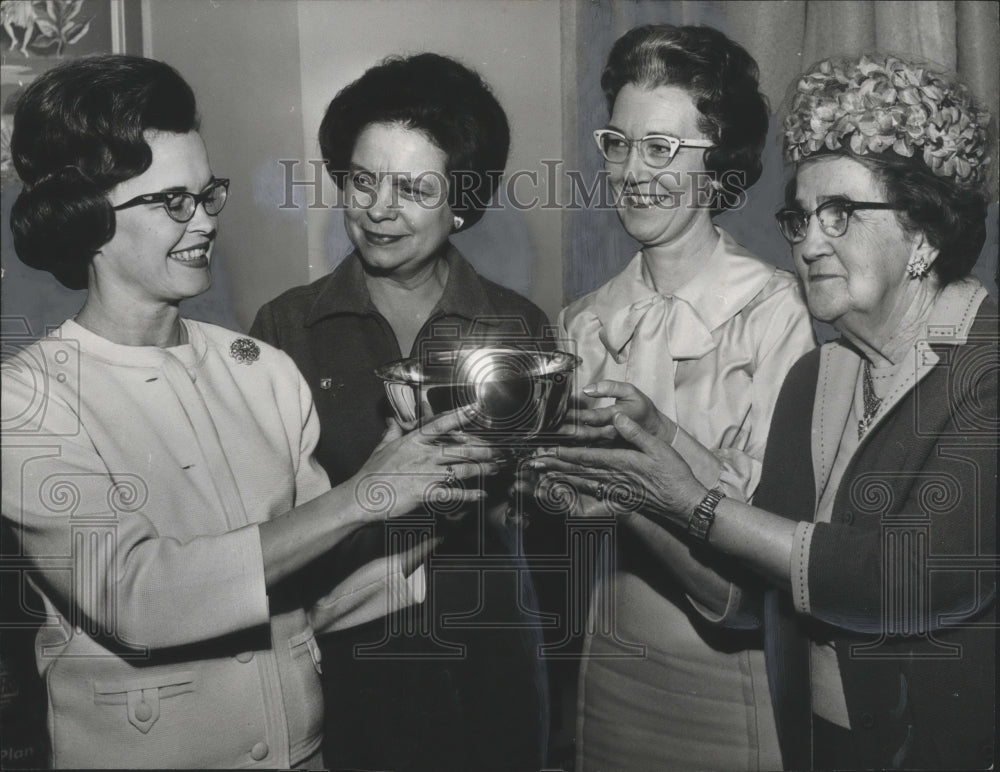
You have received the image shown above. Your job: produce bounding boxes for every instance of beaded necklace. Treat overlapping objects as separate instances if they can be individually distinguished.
[858,361,883,439]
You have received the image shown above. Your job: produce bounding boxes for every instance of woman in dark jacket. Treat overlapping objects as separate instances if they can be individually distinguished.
[530,54,996,770]
[252,53,548,772]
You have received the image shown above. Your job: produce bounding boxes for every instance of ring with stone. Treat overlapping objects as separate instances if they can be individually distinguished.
[594,481,606,501]
[443,465,458,487]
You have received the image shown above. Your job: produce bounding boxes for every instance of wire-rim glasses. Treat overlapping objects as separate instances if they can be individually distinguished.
[113,178,230,223]
[593,129,714,169]
[775,198,901,243]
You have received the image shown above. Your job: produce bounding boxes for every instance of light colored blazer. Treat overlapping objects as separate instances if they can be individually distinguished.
[1,319,422,768]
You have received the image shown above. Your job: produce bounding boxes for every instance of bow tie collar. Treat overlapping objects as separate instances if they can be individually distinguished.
[595,260,717,362]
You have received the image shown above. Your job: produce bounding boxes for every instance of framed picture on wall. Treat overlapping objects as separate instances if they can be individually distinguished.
[1,0,145,182]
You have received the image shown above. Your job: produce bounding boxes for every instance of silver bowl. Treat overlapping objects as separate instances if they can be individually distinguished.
[375,345,581,441]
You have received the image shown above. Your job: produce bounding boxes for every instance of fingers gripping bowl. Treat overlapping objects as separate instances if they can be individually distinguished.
[376,346,581,442]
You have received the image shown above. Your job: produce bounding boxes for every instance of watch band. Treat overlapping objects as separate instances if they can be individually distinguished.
[688,487,725,542]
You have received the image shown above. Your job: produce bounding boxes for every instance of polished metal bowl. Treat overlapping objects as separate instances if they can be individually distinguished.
[375,345,581,441]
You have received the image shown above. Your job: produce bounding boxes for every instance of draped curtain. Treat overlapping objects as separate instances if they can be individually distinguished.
[563,0,1000,301]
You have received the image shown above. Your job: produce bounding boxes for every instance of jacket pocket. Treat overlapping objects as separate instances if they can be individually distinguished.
[288,629,322,674]
[93,670,196,734]
[284,628,324,748]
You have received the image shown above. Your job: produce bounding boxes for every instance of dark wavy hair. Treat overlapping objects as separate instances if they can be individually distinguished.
[10,54,198,290]
[600,24,769,211]
[318,52,509,231]
[785,149,990,285]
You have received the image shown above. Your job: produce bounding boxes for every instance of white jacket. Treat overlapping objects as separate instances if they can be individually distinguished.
[1,319,422,768]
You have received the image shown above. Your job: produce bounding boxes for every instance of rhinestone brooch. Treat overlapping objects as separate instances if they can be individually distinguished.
[229,338,260,365]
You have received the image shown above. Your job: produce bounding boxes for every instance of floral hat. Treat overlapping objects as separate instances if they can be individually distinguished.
[783,55,991,189]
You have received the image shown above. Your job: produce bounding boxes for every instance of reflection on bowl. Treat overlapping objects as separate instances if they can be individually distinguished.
[375,346,581,441]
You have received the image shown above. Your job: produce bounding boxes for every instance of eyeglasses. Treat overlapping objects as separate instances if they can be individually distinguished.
[775,198,901,243]
[113,178,230,223]
[593,129,714,169]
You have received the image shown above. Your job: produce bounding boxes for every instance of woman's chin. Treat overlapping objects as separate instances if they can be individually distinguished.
[355,244,447,281]
[176,273,213,301]
[803,297,846,328]
[617,213,680,247]
[358,254,413,277]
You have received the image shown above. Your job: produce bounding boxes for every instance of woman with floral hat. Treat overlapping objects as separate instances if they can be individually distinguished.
[532,53,997,770]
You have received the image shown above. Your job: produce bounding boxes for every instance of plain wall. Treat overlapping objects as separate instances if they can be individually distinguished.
[145,0,310,331]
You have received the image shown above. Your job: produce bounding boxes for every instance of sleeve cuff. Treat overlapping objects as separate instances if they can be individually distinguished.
[308,554,425,634]
[403,562,427,604]
[671,426,723,490]
[686,582,741,624]
[790,521,814,614]
[216,525,271,629]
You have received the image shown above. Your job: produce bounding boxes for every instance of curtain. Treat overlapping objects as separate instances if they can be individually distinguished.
[564,0,999,301]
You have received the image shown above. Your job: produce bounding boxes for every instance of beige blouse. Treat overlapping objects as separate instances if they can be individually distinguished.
[564,228,815,772]
[559,227,816,506]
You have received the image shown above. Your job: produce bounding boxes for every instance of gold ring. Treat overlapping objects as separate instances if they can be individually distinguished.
[443,465,457,487]
[594,481,606,501]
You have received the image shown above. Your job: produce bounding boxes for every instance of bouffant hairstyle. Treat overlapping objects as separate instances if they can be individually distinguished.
[10,54,198,290]
[600,24,769,211]
[318,52,510,231]
[783,55,992,284]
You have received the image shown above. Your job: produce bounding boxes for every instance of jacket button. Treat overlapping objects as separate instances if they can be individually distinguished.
[250,741,269,761]
[860,712,875,729]
[134,701,153,722]
[235,650,254,663]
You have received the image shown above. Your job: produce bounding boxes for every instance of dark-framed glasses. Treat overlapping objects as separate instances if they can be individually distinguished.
[593,129,714,169]
[113,178,230,223]
[775,198,900,243]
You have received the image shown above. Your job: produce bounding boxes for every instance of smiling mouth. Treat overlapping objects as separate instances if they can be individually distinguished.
[362,230,405,246]
[168,242,212,267]
[617,191,677,209]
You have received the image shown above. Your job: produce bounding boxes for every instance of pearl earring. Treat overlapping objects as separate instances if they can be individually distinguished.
[453,215,465,231]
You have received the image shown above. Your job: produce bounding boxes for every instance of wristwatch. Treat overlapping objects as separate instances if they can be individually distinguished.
[688,487,725,542]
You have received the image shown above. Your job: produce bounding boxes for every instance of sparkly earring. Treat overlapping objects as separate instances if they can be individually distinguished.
[906,254,930,279]
[453,215,465,231]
